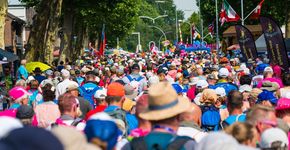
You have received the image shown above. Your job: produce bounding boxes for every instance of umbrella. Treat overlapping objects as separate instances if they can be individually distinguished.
[0,48,19,62]
[26,62,51,73]
[0,61,8,65]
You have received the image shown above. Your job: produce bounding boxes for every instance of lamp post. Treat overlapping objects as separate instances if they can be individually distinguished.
[148,26,167,41]
[139,15,168,24]
[179,20,193,44]
[132,32,141,53]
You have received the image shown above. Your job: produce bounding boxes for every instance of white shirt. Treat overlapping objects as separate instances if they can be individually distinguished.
[177,127,207,143]
[55,79,78,99]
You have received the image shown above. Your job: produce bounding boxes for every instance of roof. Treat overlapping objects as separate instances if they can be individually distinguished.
[7,12,26,24]
[223,25,262,37]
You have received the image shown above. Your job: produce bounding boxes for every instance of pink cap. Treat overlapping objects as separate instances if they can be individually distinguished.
[9,86,31,101]
[275,98,290,110]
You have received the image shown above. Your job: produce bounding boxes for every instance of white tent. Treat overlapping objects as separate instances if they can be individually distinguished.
[255,34,290,52]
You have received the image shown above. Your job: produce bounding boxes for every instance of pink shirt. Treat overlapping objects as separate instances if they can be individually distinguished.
[257,77,284,88]
[34,102,60,128]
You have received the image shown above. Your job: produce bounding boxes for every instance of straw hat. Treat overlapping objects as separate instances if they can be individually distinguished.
[139,82,191,121]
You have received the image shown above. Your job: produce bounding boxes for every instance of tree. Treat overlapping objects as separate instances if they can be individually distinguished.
[0,0,7,49]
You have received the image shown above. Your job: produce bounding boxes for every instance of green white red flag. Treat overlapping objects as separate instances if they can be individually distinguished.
[250,0,264,19]
[219,0,240,26]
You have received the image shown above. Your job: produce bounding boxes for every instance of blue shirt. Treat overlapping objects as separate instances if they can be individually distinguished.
[210,82,238,96]
[34,75,46,84]
[17,65,28,80]
[224,114,246,125]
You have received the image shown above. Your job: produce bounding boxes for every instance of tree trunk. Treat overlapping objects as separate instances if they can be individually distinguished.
[25,0,63,64]
[0,0,7,49]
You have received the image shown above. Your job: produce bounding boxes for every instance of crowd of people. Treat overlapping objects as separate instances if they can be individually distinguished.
[0,50,289,150]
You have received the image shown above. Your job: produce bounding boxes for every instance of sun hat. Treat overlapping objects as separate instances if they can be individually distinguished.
[45,70,53,76]
[189,77,199,85]
[84,119,121,150]
[219,68,229,78]
[52,126,99,150]
[275,98,290,110]
[256,90,278,105]
[124,84,138,100]
[215,87,226,97]
[94,88,107,99]
[107,82,125,97]
[196,80,209,89]
[0,116,23,138]
[9,86,31,102]
[61,69,70,77]
[261,81,279,92]
[264,66,273,73]
[16,105,34,119]
[239,84,253,93]
[199,89,218,104]
[139,82,191,121]
[260,128,288,148]
[66,83,78,92]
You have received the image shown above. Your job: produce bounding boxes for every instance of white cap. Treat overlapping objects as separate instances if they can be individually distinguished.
[196,80,209,89]
[215,87,226,97]
[61,69,70,77]
[94,88,107,99]
[148,75,160,86]
[264,66,273,73]
[189,77,199,85]
[260,128,288,148]
[219,68,229,78]
[239,84,252,93]
[0,116,23,138]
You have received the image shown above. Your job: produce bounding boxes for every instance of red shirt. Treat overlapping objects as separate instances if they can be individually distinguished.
[85,105,107,120]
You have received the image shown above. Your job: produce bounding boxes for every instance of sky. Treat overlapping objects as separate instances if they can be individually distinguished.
[174,0,199,19]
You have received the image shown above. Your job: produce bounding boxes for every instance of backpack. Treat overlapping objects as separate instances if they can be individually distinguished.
[222,114,246,129]
[51,118,83,128]
[126,75,143,92]
[200,105,221,132]
[130,134,193,150]
[79,86,99,107]
[106,108,129,136]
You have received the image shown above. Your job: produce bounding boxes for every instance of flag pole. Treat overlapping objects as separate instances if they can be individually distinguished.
[215,0,220,58]
[241,0,244,25]
[244,6,258,21]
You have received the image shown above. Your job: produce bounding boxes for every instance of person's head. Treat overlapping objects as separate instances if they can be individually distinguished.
[61,69,70,79]
[33,67,42,75]
[139,82,191,131]
[45,70,53,78]
[215,87,227,108]
[246,105,277,135]
[196,65,203,76]
[218,67,230,80]
[275,98,290,126]
[43,90,55,102]
[157,67,167,81]
[20,59,27,65]
[227,91,243,114]
[199,89,217,105]
[58,93,80,118]
[263,67,274,78]
[9,86,30,105]
[195,80,209,94]
[86,71,96,82]
[207,74,218,85]
[256,90,278,107]
[282,73,290,86]
[15,79,27,88]
[224,122,258,148]
[260,128,288,150]
[84,115,121,150]
[239,75,252,85]
[29,80,39,89]
[94,88,107,106]
[60,61,64,65]
[106,82,125,107]
[179,103,202,127]
[16,105,34,125]
[131,64,140,74]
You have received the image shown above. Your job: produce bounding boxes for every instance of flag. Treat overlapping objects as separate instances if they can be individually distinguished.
[219,0,240,25]
[99,24,106,56]
[250,0,264,19]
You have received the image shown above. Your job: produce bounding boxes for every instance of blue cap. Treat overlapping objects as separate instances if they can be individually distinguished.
[256,90,278,105]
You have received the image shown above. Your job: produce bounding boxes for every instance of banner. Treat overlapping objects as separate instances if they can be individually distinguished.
[260,16,289,70]
[235,25,258,60]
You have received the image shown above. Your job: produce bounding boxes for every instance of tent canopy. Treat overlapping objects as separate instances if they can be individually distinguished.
[255,34,290,52]
[0,48,19,62]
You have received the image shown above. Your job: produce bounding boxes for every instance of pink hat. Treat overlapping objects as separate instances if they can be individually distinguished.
[275,98,290,110]
[9,86,31,101]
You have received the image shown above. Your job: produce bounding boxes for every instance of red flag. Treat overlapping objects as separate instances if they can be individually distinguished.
[99,25,106,56]
[250,0,264,19]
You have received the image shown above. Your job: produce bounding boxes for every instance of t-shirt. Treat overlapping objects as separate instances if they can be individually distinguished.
[17,65,28,80]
